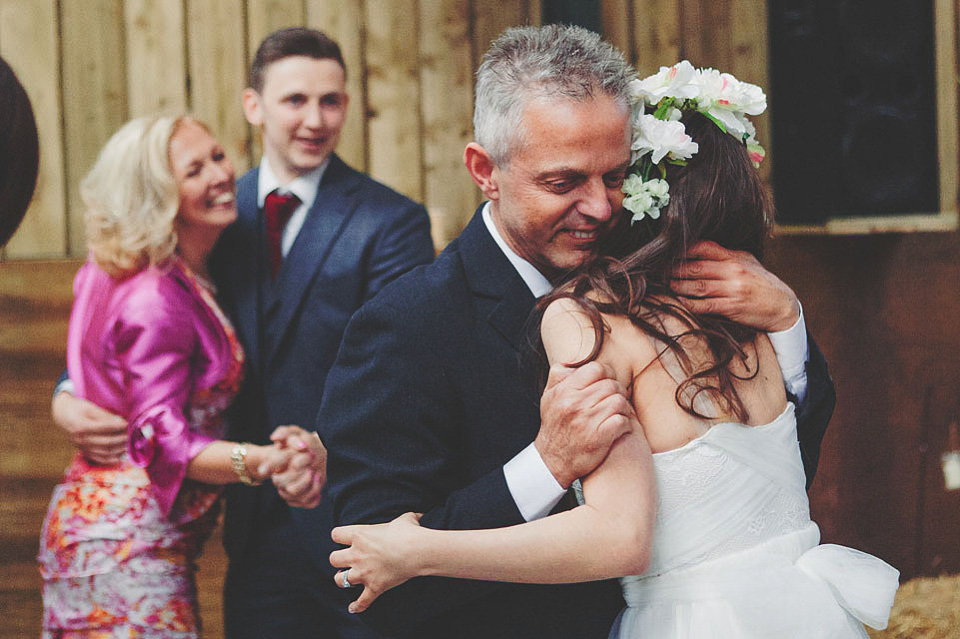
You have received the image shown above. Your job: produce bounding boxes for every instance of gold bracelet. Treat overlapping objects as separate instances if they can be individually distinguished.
[231,443,262,486]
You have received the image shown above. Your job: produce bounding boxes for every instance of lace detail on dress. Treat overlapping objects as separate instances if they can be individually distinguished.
[653,444,727,523]
[742,486,809,540]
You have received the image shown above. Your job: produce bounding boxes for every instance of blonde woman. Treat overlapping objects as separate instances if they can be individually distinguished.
[38,115,310,638]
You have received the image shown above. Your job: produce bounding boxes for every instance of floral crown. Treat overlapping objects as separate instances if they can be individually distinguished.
[622,60,767,223]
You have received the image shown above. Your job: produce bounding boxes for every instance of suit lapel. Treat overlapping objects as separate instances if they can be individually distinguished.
[266,156,359,366]
[459,209,538,352]
[229,169,265,373]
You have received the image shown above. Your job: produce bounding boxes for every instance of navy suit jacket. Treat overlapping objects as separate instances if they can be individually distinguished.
[318,207,837,638]
[210,154,434,575]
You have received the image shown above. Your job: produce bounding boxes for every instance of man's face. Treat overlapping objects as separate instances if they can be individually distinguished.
[243,56,348,184]
[488,94,631,282]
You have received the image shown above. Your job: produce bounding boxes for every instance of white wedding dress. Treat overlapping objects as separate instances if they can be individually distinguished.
[608,403,899,638]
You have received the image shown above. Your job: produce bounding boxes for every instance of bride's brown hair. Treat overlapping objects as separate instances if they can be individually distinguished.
[537,110,775,421]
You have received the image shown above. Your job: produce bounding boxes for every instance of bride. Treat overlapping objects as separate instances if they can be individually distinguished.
[328,62,899,638]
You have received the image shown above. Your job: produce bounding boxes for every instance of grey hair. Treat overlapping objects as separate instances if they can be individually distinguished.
[473,24,636,166]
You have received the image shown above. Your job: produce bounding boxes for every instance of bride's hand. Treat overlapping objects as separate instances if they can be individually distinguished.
[330,512,425,613]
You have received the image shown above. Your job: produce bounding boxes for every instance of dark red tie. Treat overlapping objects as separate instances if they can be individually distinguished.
[263,190,301,277]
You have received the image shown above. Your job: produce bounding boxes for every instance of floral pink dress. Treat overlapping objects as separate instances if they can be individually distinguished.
[38,257,244,638]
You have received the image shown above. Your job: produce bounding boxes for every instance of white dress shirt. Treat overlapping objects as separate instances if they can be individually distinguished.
[483,203,811,522]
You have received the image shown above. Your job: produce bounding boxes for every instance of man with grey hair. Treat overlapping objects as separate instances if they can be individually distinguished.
[318,24,833,639]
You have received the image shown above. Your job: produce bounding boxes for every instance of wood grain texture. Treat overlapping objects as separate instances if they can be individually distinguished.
[364,0,423,200]
[472,0,536,73]
[600,0,633,62]
[631,0,681,76]
[124,0,187,117]
[60,0,128,257]
[934,0,959,216]
[246,0,306,49]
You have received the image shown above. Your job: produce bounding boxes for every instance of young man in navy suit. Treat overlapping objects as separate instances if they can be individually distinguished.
[317,25,835,639]
[53,27,434,639]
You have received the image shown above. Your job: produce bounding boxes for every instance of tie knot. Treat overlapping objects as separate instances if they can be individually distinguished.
[265,190,301,223]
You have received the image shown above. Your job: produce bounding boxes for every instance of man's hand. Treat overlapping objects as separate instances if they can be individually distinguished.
[52,392,127,465]
[265,425,326,509]
[535,361,635,488]
[670,240,800,332]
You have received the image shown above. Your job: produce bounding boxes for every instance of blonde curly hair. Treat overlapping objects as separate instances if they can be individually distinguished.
[82,115,205,277]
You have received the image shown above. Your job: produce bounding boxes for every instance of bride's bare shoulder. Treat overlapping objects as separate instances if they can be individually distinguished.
[542,297,658,383]
[540,297,599,366]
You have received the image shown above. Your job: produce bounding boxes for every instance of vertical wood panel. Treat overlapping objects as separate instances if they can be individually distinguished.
[246,0,306,56]
[934,0,959,215]
[600,0,633,63]
[472,0,534,72]
[679,0,731,68]
[0,0,66,259]
[631,0,681,75]
[61,0,128,257]
[419,0,478,247]
[527,0,542,26]
[124,0,188,116]
[364,0,423,200]
[0,260,77,476]
[187,0,250,173]
[727,0,767,82]
[306,0,367,171]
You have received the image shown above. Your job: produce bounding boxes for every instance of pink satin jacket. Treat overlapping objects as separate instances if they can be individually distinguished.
[66,257,239,515]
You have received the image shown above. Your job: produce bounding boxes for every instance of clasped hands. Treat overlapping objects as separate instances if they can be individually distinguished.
[259,425,326,509]
[51,392,326,509]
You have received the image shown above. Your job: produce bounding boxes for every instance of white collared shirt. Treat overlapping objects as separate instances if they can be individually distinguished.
[256,157,330,257]
[482,203,552,298]
[484,202,811,522]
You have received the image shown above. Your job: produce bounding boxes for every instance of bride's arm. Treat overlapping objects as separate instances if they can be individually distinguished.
[331,298,657,612]
[332,428,655,612]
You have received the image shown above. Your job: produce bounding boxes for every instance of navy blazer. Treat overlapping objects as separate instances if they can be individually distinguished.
[210,154,434,574]
[318,206,837,639]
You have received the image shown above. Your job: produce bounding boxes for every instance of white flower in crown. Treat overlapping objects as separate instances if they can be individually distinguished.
[629,60,700,105]
[622,174,647,195]
[692,68,767,139]
[622,176,669,222]
[631,113,699,165]
[621,60,768,224]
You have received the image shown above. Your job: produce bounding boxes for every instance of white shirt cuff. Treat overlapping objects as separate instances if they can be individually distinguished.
[503,442,566,522]
[768,302,809,404]
[55,378,75,397]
